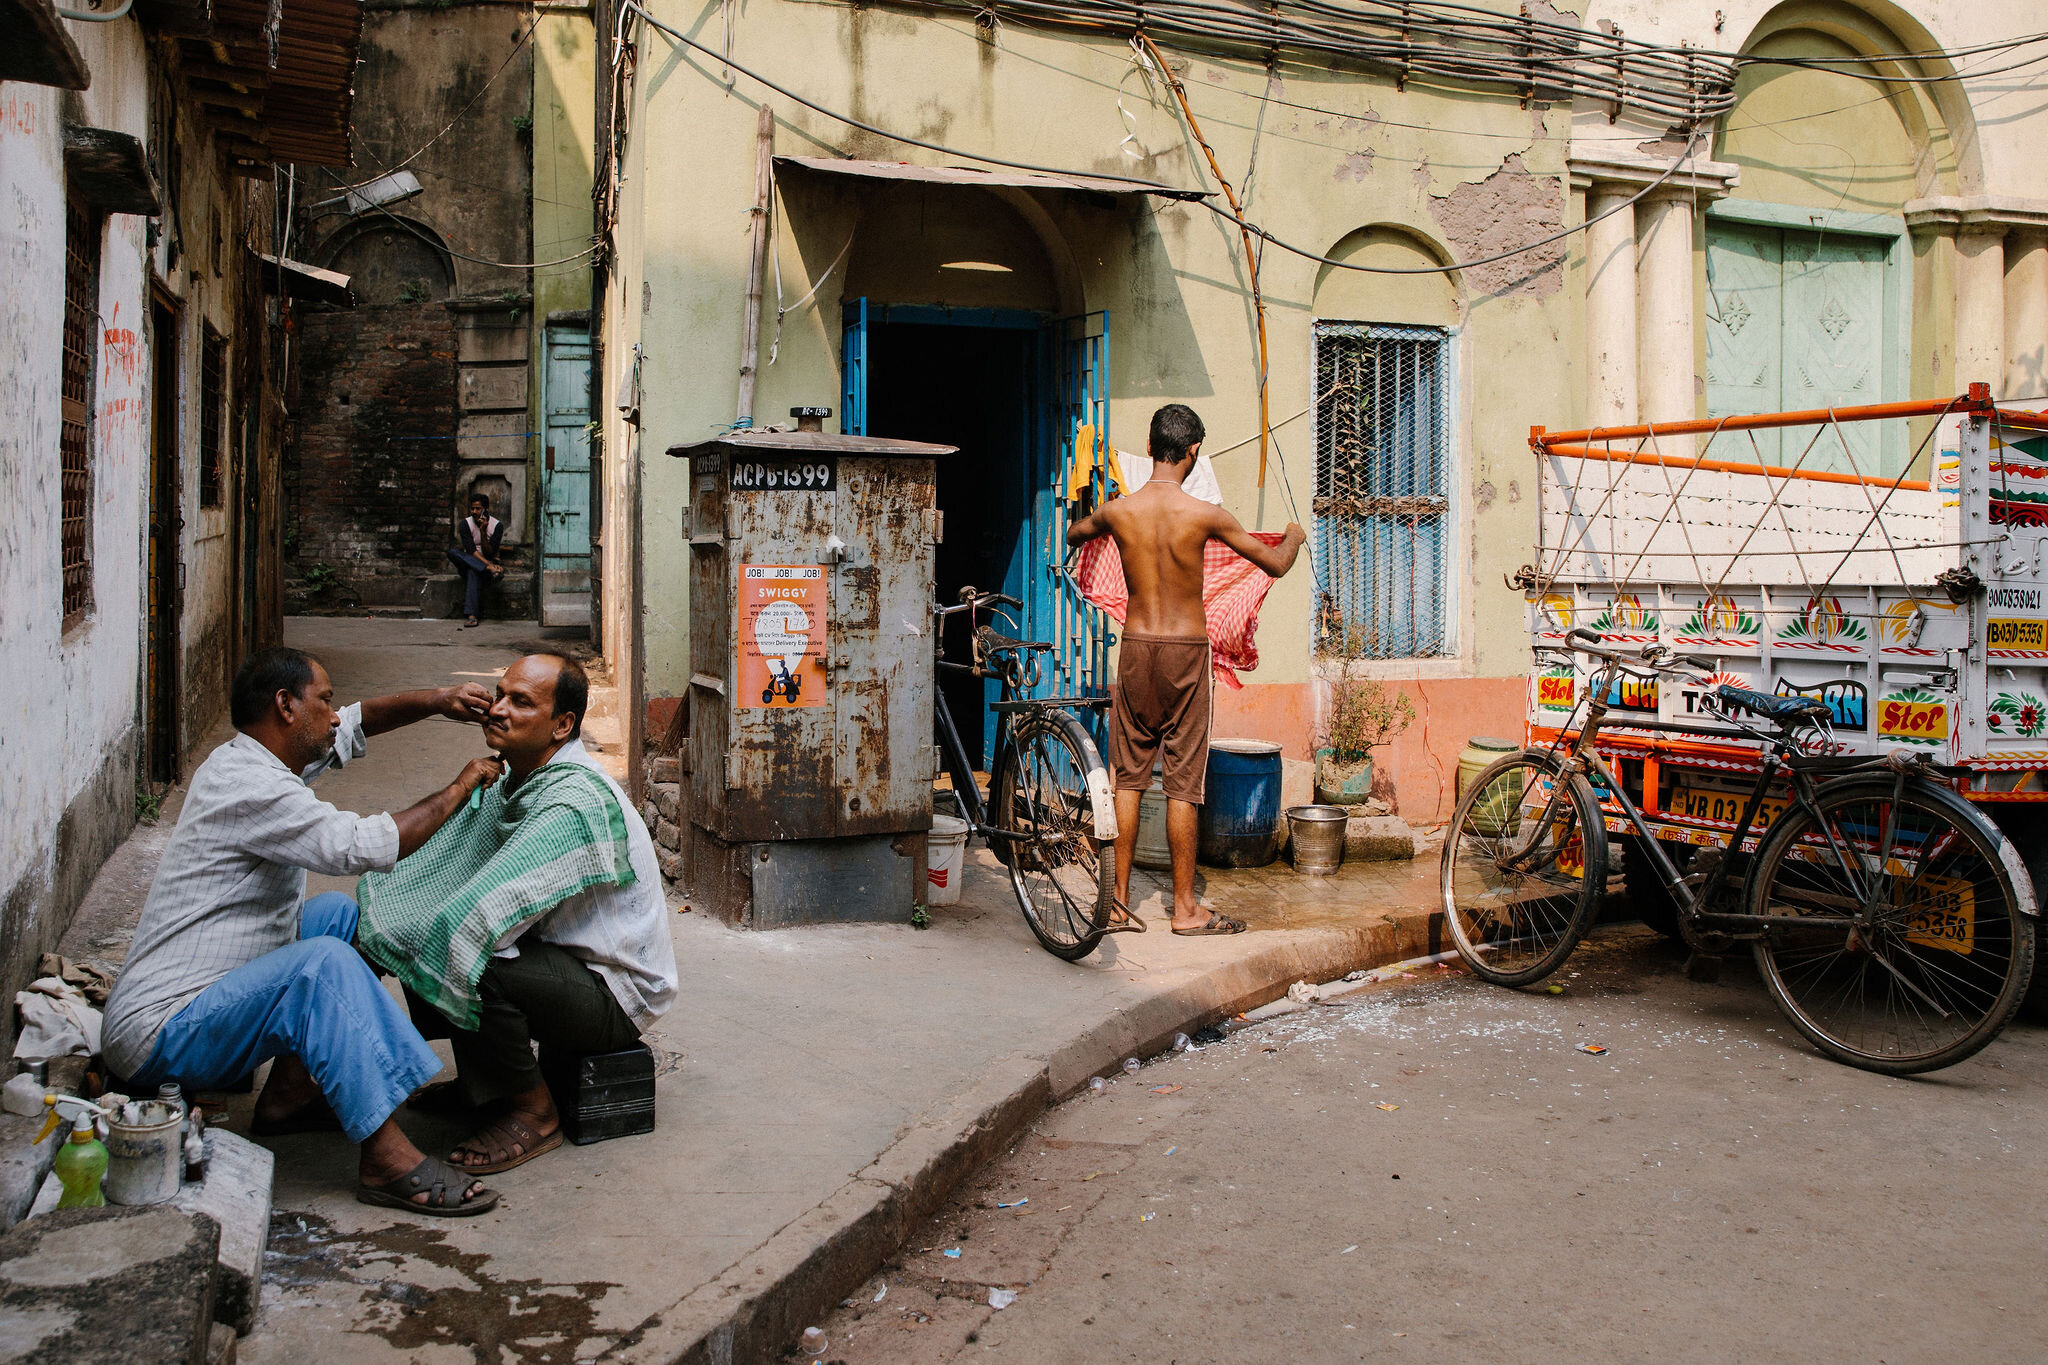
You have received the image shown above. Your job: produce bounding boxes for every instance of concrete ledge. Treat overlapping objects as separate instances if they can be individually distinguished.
[1345,815,1417,861]
[599,910,1442,1365]
[0,1113,60,1233]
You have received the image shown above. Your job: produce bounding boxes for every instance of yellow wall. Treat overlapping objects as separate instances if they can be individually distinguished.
[613,2,1579,699]
[533,6,597,326]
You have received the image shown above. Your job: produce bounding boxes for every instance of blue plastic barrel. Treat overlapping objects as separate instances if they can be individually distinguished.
[1198,740,1284,868]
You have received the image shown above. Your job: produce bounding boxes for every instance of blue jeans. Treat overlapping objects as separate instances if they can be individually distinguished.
[129,893,443,1143]
[446,548,494,617]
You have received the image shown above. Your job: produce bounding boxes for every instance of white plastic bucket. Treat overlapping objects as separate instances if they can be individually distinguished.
[927,814,970,906]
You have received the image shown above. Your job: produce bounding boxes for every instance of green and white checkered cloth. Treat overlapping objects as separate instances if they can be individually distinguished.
[356,762,638,1030]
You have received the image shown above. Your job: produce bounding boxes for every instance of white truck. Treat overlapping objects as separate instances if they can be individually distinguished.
[1523,382,2048,863]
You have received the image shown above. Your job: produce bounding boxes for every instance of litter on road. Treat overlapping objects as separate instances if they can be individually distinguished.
[1578,1043,1609,1055]
[989,1288,1018,1310]
[1374,1102,1400,1112]
[1150,1084,1183,1095]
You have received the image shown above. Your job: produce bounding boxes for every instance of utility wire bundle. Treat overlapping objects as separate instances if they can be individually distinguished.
[886,0,1739,121]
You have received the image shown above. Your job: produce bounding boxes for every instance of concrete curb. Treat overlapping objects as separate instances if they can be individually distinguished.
[600,908,1444,1365]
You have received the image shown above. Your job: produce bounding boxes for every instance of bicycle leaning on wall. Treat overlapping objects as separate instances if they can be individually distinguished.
[1441,626,2038,1074]
[931,587,1119,960]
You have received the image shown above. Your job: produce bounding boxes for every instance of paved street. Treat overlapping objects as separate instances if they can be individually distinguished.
[811,926,2048,1365]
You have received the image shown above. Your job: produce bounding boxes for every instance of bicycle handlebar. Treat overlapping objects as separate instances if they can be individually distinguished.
[1559,629,1717,683]
[934,588,1023,619]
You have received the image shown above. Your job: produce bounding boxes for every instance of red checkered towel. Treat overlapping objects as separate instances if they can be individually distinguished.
[1069,533,1286,690]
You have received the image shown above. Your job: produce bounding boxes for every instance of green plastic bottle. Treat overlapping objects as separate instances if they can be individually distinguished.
[53,1113,107,1209]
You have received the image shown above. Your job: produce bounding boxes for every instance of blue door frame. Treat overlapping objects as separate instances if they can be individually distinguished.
[842,301,1114,749]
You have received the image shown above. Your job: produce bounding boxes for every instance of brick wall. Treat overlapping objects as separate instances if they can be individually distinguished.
[285,302,465,606]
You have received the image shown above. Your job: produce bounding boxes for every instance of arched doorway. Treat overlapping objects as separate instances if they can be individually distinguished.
[835,183,1096,762]
[1707,2,1970,472]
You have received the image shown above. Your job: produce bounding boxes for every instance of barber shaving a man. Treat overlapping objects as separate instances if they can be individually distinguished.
[356,653,676,1175]
[102,648,506,1216]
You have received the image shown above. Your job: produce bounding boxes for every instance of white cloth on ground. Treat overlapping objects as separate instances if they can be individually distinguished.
[12,977,102,1061]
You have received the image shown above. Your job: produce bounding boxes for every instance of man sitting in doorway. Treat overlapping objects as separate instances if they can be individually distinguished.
[356,653,678,1174]
[448,493,506,628]
[101,647,506,1217]
[1065,403,1306,935]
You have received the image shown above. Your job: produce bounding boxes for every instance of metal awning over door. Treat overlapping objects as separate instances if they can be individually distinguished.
[773,155,1209,202]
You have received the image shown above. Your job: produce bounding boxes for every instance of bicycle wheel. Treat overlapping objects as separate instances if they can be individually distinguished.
[990,709,1115,960]
[1748,777,2036,1074]
[1441,751,1607,986]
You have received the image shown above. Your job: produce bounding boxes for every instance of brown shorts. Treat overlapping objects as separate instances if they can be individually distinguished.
[1109,632,1213,804]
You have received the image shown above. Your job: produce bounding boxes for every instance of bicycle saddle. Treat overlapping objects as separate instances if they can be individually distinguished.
[1715,685,1831,724]
[977,628,1054,653]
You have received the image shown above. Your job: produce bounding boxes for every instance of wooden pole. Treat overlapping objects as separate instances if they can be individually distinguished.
[737,101,774,424]
[1139,33,1271,487]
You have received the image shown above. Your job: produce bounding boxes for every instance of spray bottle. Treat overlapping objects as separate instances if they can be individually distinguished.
[34,1095,111,1209]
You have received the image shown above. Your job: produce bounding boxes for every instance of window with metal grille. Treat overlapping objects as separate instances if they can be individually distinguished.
[61,196,99,625]
[1312,322,1454,659]
[200,328,224,507]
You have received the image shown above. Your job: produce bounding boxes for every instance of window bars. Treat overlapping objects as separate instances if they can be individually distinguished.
[61,197,99,626]
[201,328,225,508]
[1312,322,1453,659]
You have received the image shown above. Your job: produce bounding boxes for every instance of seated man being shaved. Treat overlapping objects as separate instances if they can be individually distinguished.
[101,647,505,1217]
[357,653,677,1174]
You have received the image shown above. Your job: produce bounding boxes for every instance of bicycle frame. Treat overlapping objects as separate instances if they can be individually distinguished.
[1537,652,1922,937]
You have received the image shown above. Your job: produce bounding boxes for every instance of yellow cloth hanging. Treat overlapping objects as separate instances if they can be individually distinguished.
[1066,422,1128,503]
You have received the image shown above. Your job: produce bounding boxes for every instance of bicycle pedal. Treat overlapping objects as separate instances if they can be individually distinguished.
[1683,952,1723,984]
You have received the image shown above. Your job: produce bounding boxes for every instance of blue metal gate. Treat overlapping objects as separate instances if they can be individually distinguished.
[1043,312,1114,705]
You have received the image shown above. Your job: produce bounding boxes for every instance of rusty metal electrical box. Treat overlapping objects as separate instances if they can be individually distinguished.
[667,429,952,927]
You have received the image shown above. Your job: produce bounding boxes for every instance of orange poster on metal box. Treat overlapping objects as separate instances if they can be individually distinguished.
[738,565,828,708]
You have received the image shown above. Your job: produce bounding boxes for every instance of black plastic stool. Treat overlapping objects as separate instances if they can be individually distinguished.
[539,1042,657,1145]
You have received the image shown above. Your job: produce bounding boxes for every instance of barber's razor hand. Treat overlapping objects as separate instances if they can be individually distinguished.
[457,756,505,795]
[437,683,495,723]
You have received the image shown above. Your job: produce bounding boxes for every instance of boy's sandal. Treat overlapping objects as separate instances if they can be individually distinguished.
[1172,912,1248,936]
[357,1156,499,1217]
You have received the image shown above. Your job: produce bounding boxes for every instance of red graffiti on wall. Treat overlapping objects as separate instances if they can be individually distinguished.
[0,98,35,137]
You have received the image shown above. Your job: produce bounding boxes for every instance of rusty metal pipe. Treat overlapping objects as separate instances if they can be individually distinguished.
[1531,387,1988,448]
[1535,444,1933,493]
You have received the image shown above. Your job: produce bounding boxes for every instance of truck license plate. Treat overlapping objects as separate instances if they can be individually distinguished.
[1902,875,1975,954]
[1670,783,1787,829]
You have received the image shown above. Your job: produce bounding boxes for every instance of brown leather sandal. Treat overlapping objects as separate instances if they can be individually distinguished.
[449,1113,564,1174]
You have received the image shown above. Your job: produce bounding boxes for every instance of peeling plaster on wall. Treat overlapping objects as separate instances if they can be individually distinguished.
[1428,152,1565,300]
[1523,0,1578,28]
[1335,151,1375,183]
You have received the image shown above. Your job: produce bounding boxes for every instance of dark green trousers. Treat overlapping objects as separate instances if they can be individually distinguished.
[406,939,640,1105]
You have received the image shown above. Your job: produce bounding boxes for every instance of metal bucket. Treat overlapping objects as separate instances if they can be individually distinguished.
[1285,805,1349,876]
[104,1099,182,1206]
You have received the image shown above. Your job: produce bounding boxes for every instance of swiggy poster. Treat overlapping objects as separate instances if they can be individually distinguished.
[738,565,828,708]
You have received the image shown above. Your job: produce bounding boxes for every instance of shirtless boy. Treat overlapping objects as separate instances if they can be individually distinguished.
[1066,404,1306,934]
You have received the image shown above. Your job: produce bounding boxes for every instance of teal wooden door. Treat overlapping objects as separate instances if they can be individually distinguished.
[1784,233,1886,473]
[1706,222,1785,462]
[540,325,592,627]
[1706,220,1888,473]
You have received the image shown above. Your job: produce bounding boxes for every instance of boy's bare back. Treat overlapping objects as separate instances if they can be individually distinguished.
[1079,481,1306,637]
[1097,484,1225,637]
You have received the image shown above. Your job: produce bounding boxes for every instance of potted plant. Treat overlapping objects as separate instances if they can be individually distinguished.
[1315,677,1415,806]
